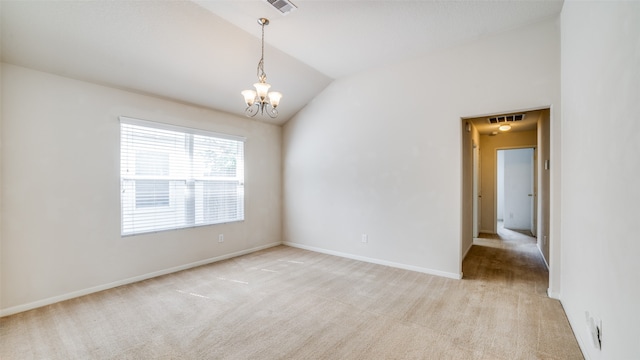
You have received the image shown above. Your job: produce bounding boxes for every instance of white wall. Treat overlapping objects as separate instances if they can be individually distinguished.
[0,64,282,315]
[461,121,480,258]
[283,18,560,278]
[536,109,551,266]
[560,1,640,358]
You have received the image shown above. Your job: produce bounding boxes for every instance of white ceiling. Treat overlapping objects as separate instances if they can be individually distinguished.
[0,0,564,125]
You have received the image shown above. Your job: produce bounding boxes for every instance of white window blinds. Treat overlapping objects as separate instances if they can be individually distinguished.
[120,117,245,236]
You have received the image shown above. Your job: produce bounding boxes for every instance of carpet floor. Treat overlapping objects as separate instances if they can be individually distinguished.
[1,234,582,359]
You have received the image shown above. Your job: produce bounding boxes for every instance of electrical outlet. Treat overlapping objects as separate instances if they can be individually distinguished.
[361,234,368,243]
[218,234,224,243]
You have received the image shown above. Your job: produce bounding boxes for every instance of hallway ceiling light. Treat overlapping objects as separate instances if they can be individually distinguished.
[499,124,512,131]
[241,18,282,118]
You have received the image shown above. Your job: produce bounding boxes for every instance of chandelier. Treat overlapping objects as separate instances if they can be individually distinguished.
[241,18,282,118]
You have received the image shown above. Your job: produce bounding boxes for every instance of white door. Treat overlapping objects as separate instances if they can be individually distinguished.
[502,148,534,231]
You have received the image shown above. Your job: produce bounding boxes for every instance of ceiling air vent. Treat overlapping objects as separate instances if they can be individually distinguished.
[488,114,525,124]
[265,0,297,15]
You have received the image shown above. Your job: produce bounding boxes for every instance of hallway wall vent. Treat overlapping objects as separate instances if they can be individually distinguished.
[488,114,525,124]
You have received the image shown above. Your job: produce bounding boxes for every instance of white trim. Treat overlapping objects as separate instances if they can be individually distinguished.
[538,242,550,270]
[119,116,246,142]
[547,288,560,300]
[283,242,462,280]
[0,242,281,317]
[560,299,590,359]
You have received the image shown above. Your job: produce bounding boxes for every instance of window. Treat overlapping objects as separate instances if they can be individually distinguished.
[120,117,245,236]
[134,151,169,208]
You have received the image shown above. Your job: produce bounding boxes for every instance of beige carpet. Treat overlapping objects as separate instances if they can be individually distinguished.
[1,237,582,359]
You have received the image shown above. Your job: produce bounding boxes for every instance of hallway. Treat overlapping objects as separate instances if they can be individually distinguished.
[477,221,536,245]
[468,221,548,296]
[462,224,582,358]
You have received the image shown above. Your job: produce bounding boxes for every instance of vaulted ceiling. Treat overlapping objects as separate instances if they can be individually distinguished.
[1,0,564,125]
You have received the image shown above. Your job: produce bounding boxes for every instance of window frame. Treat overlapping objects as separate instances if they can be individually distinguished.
[120,116,246,236]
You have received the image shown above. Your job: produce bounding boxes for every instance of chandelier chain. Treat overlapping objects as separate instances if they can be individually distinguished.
[257,21,267,83]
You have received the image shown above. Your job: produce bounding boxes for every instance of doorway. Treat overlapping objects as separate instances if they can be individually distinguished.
[461,108,552,273]
[497,148,535,236]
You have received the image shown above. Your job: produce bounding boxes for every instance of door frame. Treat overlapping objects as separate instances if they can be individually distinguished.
[460,106,555,293]
[472,139,480,238]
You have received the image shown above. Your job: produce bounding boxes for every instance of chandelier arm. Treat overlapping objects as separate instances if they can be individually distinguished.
[266,105,278,118]
[245,103,260,117]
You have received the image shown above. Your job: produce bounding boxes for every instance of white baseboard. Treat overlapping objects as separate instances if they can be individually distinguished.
[538,243,550,270]
[559,299,590,359]
[0,242,282,317]
[283,242,462,280]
